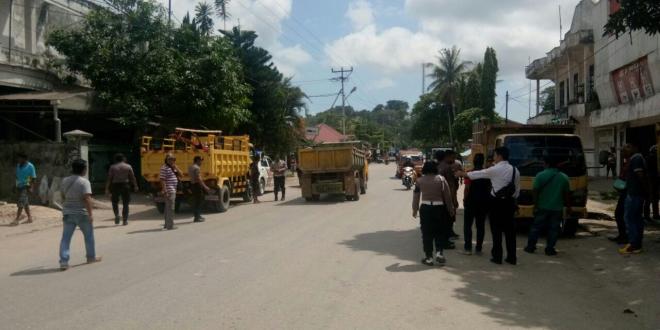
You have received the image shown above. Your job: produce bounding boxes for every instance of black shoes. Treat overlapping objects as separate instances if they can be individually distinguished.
[122,220,128,226]
[505,258,517,265]
[524,246,535,254]
[490,258,502,265]
[421,257,434,266]
[545,248,558,256]
[114,216,120,225]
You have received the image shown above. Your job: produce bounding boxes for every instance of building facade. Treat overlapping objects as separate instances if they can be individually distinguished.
[527,0,660,176]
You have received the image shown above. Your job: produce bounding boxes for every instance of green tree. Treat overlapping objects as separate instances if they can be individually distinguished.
[410,93,450,147]
[47,0,250,129]
[541,86,555,113]
[195,2,214,36]
[221,26,306,155]
[480,47,498,120]
[426,46,469,125]
[463,65,481,110]
[604,0,660,37]
[214,0,231,30]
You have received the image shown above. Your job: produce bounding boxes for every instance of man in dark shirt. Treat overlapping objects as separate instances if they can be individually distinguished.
[105,153,138,225]
[620,142,647,254]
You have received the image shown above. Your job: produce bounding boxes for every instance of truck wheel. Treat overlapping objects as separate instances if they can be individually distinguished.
[213,185,231,213]
[156,202,165,214]
[562,218,578,237]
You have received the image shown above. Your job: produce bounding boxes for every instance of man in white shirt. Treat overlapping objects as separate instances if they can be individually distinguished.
[457,147,520,265]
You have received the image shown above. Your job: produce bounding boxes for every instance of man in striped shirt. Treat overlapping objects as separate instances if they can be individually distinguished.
[160,154,181,230]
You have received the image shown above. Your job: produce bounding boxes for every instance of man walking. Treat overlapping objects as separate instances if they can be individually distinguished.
[160,154,181,230]
[438,150,461,245]
[12,153,36,226]
[524,154,571,256]
[619,142,647,254]
[59,159,101,270]
[105,153,138,225]
[189,156,210,222]
[272,157,287,201]
[458,147,520,265]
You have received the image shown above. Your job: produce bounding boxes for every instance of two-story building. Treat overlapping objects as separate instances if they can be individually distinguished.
[526,0,659,177]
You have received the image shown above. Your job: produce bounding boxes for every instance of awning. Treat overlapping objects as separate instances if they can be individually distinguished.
[0,89,94,111]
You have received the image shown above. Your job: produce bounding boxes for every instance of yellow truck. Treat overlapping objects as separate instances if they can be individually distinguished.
[140,128,253,213]
[471,121,588,235]
[298,142,368,201]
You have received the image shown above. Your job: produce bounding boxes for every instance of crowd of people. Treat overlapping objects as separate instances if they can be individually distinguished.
[9,141,657,270]
[412,146,588,266]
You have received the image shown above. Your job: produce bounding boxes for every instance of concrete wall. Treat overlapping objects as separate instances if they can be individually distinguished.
[590,0,660,111]
[0,141,80,203]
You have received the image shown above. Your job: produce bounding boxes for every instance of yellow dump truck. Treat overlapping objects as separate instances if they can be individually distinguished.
[471,120,587,235]
[298,142,368,201]
[140,128,253,213]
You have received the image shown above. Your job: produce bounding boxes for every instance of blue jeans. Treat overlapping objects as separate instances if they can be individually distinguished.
[59,214,96,266]
[624,195,645,249]
[526,209,563,251]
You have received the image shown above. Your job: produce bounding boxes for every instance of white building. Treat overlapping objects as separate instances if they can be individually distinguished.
[526,0,660,176]
[1,0,94,93]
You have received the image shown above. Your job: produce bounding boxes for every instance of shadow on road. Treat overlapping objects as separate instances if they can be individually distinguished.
[126,221,197,234]
[341,226,660,328]
[276,196,346,206]
[10,263,86,276]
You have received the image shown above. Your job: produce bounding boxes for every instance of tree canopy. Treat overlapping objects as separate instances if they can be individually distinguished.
[48,0,306,155]
[604,0,660,37]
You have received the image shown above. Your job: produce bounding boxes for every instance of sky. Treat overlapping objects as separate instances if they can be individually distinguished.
[158,0,582,124]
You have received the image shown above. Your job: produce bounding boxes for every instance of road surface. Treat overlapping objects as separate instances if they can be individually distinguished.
[1,164,659,329]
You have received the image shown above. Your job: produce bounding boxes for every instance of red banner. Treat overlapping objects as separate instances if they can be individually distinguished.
[611,57,655,104]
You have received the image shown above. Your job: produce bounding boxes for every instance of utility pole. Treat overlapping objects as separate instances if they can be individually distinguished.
[505,90,509,125]
[528,57,532,119]
[422,63,425,94]
[168,0,172,25]
[331,67,353,135]
[8,0,13,63]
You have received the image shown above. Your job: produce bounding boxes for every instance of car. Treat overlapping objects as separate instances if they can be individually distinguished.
[257,155,274,195]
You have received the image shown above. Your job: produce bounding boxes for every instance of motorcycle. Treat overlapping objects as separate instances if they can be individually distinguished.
[402,166,415,190]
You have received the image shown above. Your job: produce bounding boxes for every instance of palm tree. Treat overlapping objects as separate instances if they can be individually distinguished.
[214,0,231,30]
[195,2,214,36]
[426,46,470,146]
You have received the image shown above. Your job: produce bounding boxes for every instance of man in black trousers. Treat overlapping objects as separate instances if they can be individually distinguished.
[457,147,520,265]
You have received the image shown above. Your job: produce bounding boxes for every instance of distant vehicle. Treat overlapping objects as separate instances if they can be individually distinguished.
[396,150,424,178]
[471,122,587,236]
[402,166,416,190]
[257,155,274,196]
[140,128,253,213]
[298,142,368,201]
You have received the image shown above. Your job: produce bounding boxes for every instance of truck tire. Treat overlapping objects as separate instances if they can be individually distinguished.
[156,202,165,214]
[213,185,231,213]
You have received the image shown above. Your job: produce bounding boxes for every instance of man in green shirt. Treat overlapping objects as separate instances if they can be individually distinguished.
[524,154,571,256]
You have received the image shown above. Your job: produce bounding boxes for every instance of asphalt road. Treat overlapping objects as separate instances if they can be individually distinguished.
[1,164,659,329]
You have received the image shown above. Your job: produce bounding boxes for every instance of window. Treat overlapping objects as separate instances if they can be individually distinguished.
[573,73,579,101]
[588,65,595,101]
[504,136,586,177]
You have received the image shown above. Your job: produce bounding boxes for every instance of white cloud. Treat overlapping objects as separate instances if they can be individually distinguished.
[325,25,442,73]
[272,44,313,77]
[346,0,375,31]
